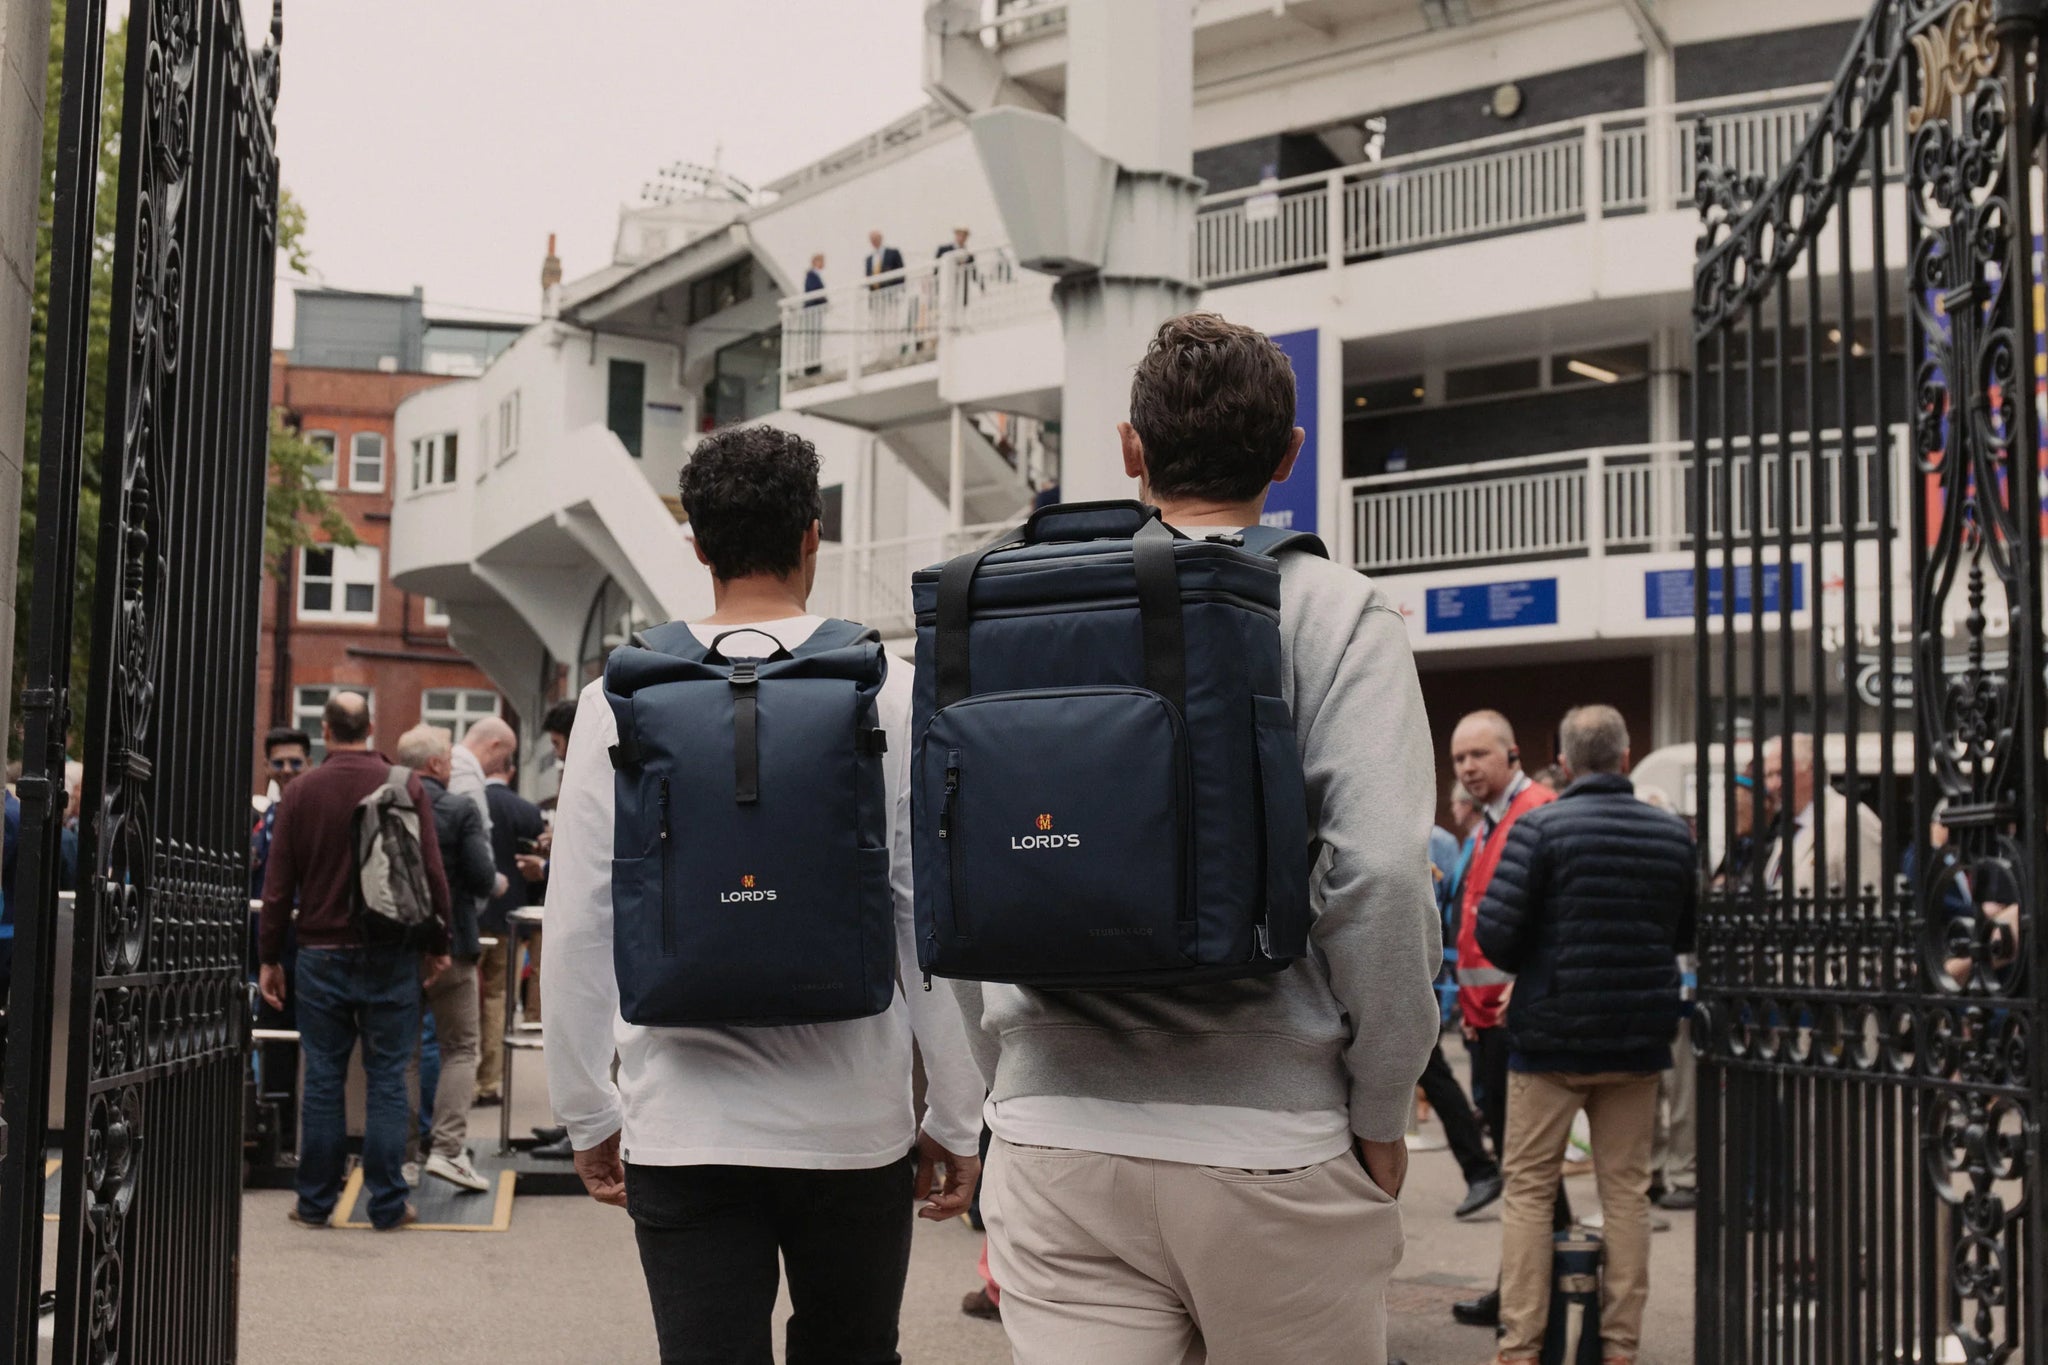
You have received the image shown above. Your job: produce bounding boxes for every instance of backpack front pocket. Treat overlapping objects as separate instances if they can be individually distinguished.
[922,687,1190,981]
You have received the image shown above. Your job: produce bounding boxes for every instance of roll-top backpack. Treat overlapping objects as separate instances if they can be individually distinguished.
[603,619,897,1027]
[351,766,440,945]
[910,500,1322,989]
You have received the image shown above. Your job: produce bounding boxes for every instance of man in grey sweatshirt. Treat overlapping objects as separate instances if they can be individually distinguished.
[954,312,1441,1364]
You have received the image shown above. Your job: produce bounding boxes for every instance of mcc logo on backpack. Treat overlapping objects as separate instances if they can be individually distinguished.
[911,500,1321,989]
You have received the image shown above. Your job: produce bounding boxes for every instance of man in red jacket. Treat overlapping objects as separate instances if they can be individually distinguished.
[1448,709,1558,1329]
[259,692,453,1231]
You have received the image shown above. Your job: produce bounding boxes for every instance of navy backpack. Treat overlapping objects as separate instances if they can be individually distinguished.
[910,500,1322,989]
[603,619,897,1026]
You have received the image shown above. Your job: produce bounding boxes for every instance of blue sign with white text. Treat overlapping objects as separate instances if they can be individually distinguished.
[1643,564,1806,620]
[1425,578,1560,633]
[1261,328,1318,535]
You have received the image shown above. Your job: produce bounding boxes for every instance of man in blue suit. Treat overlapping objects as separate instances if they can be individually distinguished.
[802,253,826,301]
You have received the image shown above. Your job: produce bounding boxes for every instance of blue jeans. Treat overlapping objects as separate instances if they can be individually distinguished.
[295,945,420,1228]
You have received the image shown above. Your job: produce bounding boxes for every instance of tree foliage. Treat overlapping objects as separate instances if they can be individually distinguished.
[264,410,356,573]
[12,0,330,754]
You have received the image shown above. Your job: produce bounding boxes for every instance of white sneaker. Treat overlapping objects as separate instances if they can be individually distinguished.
[401,1161,421,1188]
[426,1149,491,1193]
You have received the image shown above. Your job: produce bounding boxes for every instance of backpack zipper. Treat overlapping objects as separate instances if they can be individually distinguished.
[658,777,675,955]
[939,750,966,938]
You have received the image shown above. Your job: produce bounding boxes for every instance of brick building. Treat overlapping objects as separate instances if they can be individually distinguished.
[256,288,522,793]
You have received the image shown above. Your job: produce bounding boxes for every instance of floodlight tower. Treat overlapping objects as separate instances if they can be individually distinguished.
[927,0,1203,504]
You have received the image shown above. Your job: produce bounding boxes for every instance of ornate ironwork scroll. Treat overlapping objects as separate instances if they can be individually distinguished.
[0,1,281,1361]
[1692,0,2046,1360]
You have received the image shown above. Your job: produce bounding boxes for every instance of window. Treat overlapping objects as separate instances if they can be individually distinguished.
[820,483,844,543]
[608,359,646,459]
[1345,375,1427,414]
[498,390,521,459]
[298,544,380,621]
[350,432,386,490]
[411,431,460,490]
[306,430,338,490]
[424,597,451,627]
[293,685,373,763]
[687,261,752,323]
[1549,344,1651,389]
[1444,358,1544,404]
[706,329,781,429]
[422,688,500,743]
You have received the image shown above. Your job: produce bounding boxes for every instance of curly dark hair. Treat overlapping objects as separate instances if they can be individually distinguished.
[541,699,578,739]
[677,425,823,580]
[1128,312,1298,503]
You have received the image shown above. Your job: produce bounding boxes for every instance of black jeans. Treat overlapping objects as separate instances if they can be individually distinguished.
[626,1155,917,1365]
[1419,1042,1498,1185]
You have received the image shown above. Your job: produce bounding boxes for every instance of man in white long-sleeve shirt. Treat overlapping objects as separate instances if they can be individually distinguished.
[544,425,984,1365]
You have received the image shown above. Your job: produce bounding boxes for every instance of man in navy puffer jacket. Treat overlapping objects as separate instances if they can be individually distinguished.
[1476,704,1695,1365]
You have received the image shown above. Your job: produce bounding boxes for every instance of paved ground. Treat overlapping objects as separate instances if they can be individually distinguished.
[232,1039,1694,1364]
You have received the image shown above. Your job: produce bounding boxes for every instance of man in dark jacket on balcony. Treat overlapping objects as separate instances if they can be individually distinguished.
[1476,704,1695,1365]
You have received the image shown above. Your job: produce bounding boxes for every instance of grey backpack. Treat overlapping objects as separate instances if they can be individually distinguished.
[351,766,438,943]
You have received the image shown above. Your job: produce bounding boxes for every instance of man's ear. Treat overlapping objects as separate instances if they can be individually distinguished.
[1621,745,1632,775]
[1271,427,1307,486]
[1118,422,1145,482]
[802,520,823,560]
[691,535,711,569]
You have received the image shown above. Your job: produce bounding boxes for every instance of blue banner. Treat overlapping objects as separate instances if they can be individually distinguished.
[1425,578,1560,633]
[1262,328,1318,534]
[1644,563,1805,620]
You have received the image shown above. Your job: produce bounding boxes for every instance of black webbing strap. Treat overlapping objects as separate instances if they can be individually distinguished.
[731,662,761,804]
[933,527,1023,708]
[856,728,889,755]
[1131,518,1187,716]
[706,628,795,665]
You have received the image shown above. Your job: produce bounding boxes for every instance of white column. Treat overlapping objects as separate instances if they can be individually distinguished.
[0,0,51,758]
[1317,322,1343,555]
[947,404,966,532]
[1049,0,1203,505]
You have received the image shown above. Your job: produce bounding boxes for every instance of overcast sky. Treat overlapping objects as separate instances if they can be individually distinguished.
[271,0,928,336]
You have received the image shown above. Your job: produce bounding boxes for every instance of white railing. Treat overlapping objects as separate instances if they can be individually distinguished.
[780,247,1052,388]
[812,524,1010,637]
[1198,85,1909,286]
[1343,429,1908,574]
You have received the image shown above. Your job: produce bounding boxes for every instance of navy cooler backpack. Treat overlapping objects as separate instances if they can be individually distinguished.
[910,500,1320,988]
[603,620,897,1026]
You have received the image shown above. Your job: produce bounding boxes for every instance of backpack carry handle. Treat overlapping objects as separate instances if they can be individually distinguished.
[935,515,1185,715]
[703,628,795,665]
[1023,499,1160,545]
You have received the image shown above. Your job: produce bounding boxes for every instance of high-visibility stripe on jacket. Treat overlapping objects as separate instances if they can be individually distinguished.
[1456,779,1556,1031]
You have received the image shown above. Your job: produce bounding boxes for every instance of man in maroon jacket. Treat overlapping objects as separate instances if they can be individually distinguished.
[259,691,453,1230]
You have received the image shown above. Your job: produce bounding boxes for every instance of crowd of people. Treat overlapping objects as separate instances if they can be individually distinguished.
[252,699,573,1227]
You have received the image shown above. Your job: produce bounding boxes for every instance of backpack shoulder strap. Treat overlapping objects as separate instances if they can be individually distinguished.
[796,618,881,655]
[1236,525,1330,561]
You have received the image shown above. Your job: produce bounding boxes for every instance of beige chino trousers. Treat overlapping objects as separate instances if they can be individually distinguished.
[1498,1069,1659,1362]
[983,1136,1404,1365]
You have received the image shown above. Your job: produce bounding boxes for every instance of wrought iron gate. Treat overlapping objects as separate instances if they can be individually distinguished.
[1693,0,2047,1360]
[0,0,281,1360]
